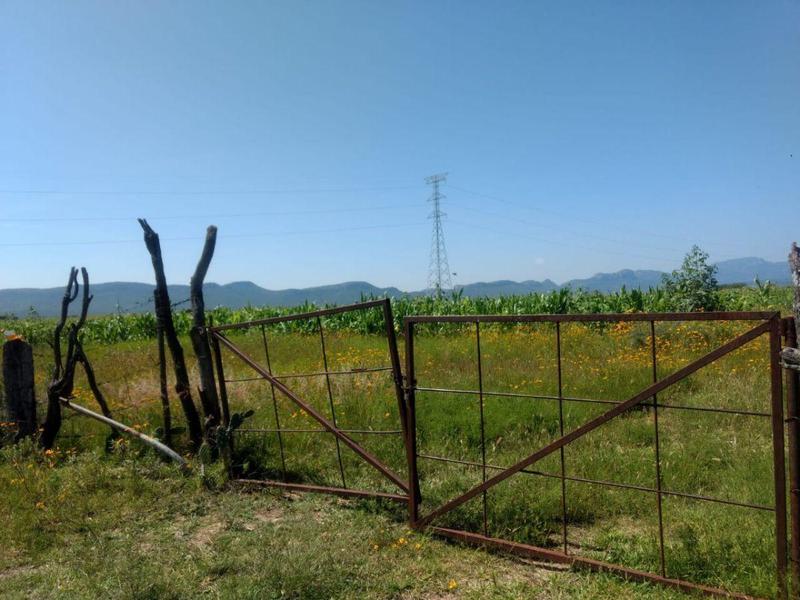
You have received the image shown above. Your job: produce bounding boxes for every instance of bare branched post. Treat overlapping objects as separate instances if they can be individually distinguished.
[52,268,79,380]
[138,219,203,449]
[41,268,112,448]
[40,268,79,448]
[157,312,172,447]
[189,226,222,433]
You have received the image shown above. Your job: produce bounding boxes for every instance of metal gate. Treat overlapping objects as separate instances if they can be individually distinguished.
[208,299,410,504]
[403,311,788,599]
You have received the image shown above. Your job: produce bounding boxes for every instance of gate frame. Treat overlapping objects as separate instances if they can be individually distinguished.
[403,311,790,600]
[208,298,410,503]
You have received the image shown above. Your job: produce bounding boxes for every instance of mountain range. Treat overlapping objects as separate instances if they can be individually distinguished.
[0,257,789,318]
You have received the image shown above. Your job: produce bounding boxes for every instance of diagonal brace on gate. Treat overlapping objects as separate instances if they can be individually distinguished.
[413,319,773,529]
[211,331,410,494]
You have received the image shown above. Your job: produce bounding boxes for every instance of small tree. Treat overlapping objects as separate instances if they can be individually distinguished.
[662,245,719,312]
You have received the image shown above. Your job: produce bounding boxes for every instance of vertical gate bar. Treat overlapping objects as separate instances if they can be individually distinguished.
[261,324,287,481]
[784,316,800,599]
[318,316,347,489]
[650,320,667,578]
[210,331,230,428]
[556,322,568,555]
[382,299,408,440]
[404,320,421,523]
[210,331,232,477]
[476,321,489,536]
[772,316,789,600]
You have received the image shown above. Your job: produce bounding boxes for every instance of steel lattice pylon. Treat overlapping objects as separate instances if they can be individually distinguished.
[426,173,452,296]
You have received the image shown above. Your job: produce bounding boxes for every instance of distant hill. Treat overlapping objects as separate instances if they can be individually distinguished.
[713,257,790,286]
[0,281,404,318]
[0,257,789,317]
[563,269,665,293]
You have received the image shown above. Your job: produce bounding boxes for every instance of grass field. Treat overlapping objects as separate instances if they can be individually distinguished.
[0,313,787,598]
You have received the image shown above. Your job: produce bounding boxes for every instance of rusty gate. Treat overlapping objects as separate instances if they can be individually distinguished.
[207,305,800,599]
[208,299,410,503]
[403,311,793,600]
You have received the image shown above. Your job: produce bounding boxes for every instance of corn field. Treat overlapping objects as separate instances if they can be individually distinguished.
[1,283,791,345]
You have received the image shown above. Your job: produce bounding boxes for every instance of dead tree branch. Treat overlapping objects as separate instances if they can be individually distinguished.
[41,268,108,448]
[59,397,187,469]
[138,218,203,449]
[52,268,78,380]
[190,225,221,431]
[157,315,173,447]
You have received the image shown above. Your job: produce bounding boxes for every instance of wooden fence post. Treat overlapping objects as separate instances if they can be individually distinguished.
[2,338,37,440]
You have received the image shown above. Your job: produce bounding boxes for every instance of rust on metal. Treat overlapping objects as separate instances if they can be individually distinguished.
[556,321,568,555]
[210,299,410,505]
[235,479,407,502]
[412,386,772,417]
[259,324,287,479]
[224,366,393,383]
[770,317,789,599]
[404,311,778,324]
[416,452,775,512]
[412,319,772,529]
[236,427,402,435]
[650,320,667,577]
[405,312,789,600]
[213,331,408,493]
[317,315,347,488]
[431,527,763,600]
[208,299,389,331]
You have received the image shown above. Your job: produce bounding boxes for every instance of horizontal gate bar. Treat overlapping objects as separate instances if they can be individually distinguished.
[405,311,778,324]
[431,527,762,600]
[212,331,409,494]
[209,299,388,331]
[235,479,408,502]
[413,386,772,418]
[237,428,402,436]
[225,366,393,383]
[417,453,774,512]
[414,319,772,529]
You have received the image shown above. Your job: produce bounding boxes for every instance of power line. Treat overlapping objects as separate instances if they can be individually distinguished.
[426,173,453,296]
[449,184,744,259]
[456,204,737,260]
[0,221,426,248]
[447,219,679,267]
[0,203,416,223]
[0,183,422,195]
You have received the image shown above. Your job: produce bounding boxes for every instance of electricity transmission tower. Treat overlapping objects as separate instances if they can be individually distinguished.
[426,173,453,297]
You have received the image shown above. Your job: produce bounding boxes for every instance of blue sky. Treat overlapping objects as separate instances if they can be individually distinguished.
[1,1,798,291]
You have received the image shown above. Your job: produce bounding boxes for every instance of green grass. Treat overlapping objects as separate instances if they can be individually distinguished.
[1,446,695,599]
[0,316,787,598]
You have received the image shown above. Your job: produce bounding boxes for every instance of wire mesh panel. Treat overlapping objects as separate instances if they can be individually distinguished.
[209,299,410,503]
[404,312,788,600]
